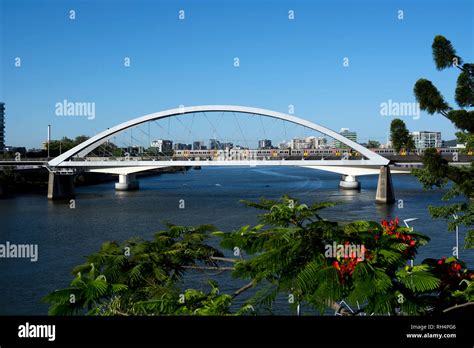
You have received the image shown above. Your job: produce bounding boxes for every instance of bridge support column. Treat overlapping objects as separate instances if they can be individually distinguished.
[376,166,395,204]
[339,175,360,190]
[47,173,75,200]
[115,174,139,191]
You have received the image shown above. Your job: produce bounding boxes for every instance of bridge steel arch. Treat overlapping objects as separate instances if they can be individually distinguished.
[48,105,389,167]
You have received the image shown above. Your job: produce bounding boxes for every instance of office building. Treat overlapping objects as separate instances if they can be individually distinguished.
[305,136,327,148]
[193,141,206,150]
[174,143,192,150]
[209,139,222,150]
[411,131,442,149]
[151,139,173,153]
[258,139,272,149]
[334,128,357,149]
[289,136,326,150]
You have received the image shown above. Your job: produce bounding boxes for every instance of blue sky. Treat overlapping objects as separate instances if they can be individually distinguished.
[1,0,473,148]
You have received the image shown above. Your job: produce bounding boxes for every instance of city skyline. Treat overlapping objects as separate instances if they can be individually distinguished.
[0,99,457,151]
[146,129,448,152]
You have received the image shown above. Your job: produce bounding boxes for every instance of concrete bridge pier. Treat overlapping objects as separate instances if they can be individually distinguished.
[47,172,75,200]
[339,175,361,190]
[375,165,395,204]
[115,174,139,191]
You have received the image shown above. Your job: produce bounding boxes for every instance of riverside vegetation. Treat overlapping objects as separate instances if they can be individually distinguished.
[43,196,473,316]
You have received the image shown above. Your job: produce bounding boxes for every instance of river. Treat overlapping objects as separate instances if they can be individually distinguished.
[0,166,472,315]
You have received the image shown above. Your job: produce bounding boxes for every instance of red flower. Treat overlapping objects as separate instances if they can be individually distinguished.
[451,263,461,272]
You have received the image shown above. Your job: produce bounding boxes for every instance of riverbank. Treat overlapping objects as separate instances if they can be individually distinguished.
[0,166,189,196]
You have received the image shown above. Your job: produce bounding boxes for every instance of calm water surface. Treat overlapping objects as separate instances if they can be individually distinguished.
[0,167,472,314]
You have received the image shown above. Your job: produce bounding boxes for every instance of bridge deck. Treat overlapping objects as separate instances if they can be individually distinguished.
[54,159,386,167]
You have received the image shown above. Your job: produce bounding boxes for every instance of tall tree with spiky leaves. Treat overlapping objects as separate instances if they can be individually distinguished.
[413,35,474,248]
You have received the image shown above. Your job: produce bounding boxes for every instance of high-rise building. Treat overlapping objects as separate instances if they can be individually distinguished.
[304,136,327,148]
[209,139,222,150]
[258,139,272,149]
[290,138,311,150]
[334,128,357,149]
[151,139,173,153]
[193,141,206,150]
[410,131,442,149]
[174,143,192,150]
[0,102,5,152]
[288,136,326,150]
[221,142,233,150]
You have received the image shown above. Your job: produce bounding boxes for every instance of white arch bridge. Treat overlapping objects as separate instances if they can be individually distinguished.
[46,105,401,203]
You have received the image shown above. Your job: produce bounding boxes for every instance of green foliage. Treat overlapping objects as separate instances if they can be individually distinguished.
[455,66,474,107]
[413,35,474,248]
[43,224,230,315]
[413,79,450,115]
[396,264,440,292]
[367,140,380,149]
[452,279,474,302]
[48,136,87,156]
[47,135,122,157]
[44,197,473,316]
[0,166,14,185]
[413,152,474,249]
[431,35,460,70]
[447,110,474,133]
[421,257,473,310]
[127,280,235,316]
[390,118,415,152]
[42,263,128,315]
[215,198,459,315]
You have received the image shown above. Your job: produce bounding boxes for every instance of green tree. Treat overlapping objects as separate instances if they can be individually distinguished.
[413,35,474,248]
[43,197,473,316]
[73,135,90,146]
[47,135,124,158]
[367,140,381,149]
[390,119,414,153]
[42,224,233,315]
[215,196,470,315]
[48,137,75,156]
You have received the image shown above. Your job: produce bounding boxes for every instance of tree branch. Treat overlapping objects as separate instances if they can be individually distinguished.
[232,281,255,298]
[210,256,239,263]
[442,301,474,313]
[455,63,474,76]
[440,110,450,118]
[183,265,234,271]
